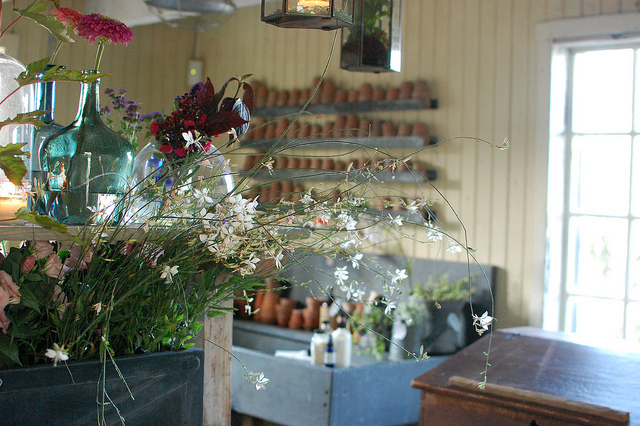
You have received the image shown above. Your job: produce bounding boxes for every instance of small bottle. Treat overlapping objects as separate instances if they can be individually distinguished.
[324,334,336,368]
[332,320,352,368]
[310,329,328,365]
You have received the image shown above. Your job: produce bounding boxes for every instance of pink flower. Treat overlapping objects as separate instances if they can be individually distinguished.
[175,148,187,157]
[76,13,134,46]
[53,7,84,29]
[63,245,93,272]
[43,255,63,279]
[33,241,54,260]
[21,255,36,274]
[0,271,20,304]
[0,308,10,334]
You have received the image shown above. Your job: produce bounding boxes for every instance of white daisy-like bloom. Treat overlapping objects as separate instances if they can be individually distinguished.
[384,300,397,316]
[391,268,408,284]
[334,266,349,286]
[192,188,214,205]
[254,373,270,390]
[45,343,69,366]
[182,130,204,151]
[446,241,463,254]
[473,311,494,335]
[160,265,179,283]
[300,193,315,205]
[389,214,404,228]
[348,253,363,269]
[336,212,357,231]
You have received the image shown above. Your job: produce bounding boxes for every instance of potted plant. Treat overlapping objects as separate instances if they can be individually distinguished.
[391,273,476,359]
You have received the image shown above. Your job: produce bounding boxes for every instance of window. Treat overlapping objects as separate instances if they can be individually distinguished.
[545,43,640,341]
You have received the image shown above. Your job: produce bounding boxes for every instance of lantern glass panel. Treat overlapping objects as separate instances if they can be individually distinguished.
[341,0,401,72]
[262,0,353,30]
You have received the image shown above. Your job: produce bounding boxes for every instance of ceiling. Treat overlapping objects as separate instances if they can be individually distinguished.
[83,0,261,28]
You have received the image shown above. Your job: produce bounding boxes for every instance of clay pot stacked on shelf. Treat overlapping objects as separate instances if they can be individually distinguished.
[243,115,431,142]
[251,78,432,109]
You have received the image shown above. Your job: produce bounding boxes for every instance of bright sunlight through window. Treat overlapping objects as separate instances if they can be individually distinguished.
[546,44,640,341]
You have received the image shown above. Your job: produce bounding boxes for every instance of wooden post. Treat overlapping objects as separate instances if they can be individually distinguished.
[203,300,233,425]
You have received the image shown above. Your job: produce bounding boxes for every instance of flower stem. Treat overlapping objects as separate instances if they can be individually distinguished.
[94,42,106,71]
[49,41,63,65]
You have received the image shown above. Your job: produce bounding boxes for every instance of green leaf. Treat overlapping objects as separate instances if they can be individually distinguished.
[17,285,41,313]
[13,208,84,245]
[24,273,44,282]
[16,1,76,43]
[17,63,107,88]
[0,111,46,129]
[0,333,21,366]
[0,143,28,186]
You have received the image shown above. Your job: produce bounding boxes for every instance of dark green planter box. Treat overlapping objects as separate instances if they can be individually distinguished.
[0,348,204,425]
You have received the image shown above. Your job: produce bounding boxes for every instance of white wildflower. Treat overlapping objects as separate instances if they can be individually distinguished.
[446,241,463,254]
[193,188,214,205]
[348,253,363,269]
[391,268,408,284]
[45,343,69,366]
[473,311,493,335]
[384,301,397,316]
[334,266,349,286]
[389,214,403,228]
[254,373,269,390]
[161,265,179,283]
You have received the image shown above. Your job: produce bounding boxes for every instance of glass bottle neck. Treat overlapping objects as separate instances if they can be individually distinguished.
[75,71,102,124]
[36,65,60,125]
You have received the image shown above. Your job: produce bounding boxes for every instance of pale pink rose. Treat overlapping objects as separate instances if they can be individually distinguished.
[21,255,36,274]
[0,309,10,334]
[33,241,54,260]
[0,271,20,303]
[0,287,11,334]
[43,255,63,279]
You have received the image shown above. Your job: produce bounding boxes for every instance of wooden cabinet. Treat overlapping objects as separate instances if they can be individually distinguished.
[412,328,639,425]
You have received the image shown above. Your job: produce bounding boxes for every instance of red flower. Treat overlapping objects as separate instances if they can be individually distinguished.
[76,13,134,46]
[159,144,173,154]
[175,148,187,157]
[184,120,195,127]
[53,7,84,29]
[199,115,207,126]
[149,121,159,135]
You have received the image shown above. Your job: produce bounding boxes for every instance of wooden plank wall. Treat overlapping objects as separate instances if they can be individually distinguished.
[4,0,639,328]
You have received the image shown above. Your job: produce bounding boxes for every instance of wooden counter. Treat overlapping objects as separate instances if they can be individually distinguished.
[411,328,640,425]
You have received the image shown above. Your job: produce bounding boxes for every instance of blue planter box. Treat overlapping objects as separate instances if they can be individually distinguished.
[0,348,204,425]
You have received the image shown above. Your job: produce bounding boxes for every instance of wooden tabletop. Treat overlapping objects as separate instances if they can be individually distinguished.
[412,327,640,425]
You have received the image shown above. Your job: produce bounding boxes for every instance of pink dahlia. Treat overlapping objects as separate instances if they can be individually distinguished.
[76,13,134,46]
[53,7,84,29]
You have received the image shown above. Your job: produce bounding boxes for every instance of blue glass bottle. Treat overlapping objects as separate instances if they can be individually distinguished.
[31,65,63,214]
[41,71,134,225]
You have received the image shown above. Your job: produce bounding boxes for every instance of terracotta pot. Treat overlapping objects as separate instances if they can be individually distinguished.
[288,309,304,329]
[335,89,348,103]
[276,89,290,106]
[370,119,383,137]
[347,89,359,103]
[256,279,280,324]
[302,306,320,331]
[288,89,302,106]
[310,124,322,138]
[264,123,276,139]
[386,86,400,100]
[372,86,386,101]
[345,115,359,132]
[399,81,414,99]
[412,80,430,100]
[358,118,371,136]
[300,89,312,104]
[412,122,429,140]
[276,298,297,327]
[299,157,311,169]
[321,79,336,104]
[266,90,278,106]
[382,122,396,137]
[397,122,412,137]
[298,124,310,138]
[358,83,373,102]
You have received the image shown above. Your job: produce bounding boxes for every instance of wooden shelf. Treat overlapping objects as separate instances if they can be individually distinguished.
[240,169,437,183]
[0,222,145,242]
[253,98,438,118]
[240,135,438,150]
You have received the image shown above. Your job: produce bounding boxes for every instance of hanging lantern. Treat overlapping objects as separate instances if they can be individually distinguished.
[261,0,354,30]
[340,0,401,72]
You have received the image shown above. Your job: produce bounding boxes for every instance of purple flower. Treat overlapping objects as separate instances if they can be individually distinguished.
[76,13,134,46]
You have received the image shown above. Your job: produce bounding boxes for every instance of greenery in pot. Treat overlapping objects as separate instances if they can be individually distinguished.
[342,0,393,68]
